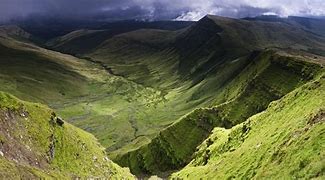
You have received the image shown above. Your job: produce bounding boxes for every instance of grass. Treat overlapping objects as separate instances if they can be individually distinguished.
[0,35,183,158]
[0,91,135,179]
[2,34,322,176]
[171,73,325,179]
[0,41,89,103]
[114,51,323,175]
[1,17,325,178]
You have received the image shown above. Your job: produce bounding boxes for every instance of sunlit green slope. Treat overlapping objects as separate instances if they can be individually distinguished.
[1,14,325,179]
[0,28,163,151]
[0,26,208,160]
[172,72,325,179]
[0,91,134,179]
[114,51,324,175]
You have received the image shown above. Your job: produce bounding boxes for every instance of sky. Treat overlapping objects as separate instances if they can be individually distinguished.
[0,0,325,22]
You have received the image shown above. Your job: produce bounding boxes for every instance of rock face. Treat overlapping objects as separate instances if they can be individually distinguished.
[48,134,55,161]
[56,117,65,126]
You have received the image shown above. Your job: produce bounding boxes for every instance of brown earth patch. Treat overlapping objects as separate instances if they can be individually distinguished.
[308,109,325,125]
[0,109,49,169]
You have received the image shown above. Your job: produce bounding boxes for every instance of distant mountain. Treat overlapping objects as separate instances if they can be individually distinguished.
[12,17,193,41]
[85,15,325,84]
[45,15,325,65]
[244,15,325,37]
[0,25,33,41]
[174,15,325,75]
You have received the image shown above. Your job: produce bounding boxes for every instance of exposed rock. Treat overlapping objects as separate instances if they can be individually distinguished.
[51,112,56,117]
[50,112,56,125]
[56,117,65,126]
[308,110,325,125]
[148,175,164,180]
[20,111,29,118]
[0,150,4,157]
[206,138,213,147]
[93,156,98,161]
[48,134,55,161]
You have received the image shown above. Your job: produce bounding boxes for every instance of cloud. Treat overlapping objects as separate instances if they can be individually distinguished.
[173,0,325,21]
[0,0,324,22]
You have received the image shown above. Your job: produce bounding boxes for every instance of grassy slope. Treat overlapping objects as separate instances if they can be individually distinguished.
[174,15,325,77]
[46,29,118,55]
[43,15,325,172]
[172,72,325,179]
[87,29,180,88]
[0,28,208,160]
[0,91,134,179]
[45,20,193,55]
[86,15,325,94]
[0,42,88,103]
[67,20,289,155]
[114,51,323,175]
[2,16,325,178]
[0,32,163,149]
[244,16,325,38]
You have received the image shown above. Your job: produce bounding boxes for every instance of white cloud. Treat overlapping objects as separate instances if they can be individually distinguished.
[175,11,206,21]
[172,0,325,20]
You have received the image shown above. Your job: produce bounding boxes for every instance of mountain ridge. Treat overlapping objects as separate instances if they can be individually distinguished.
[0,14,324,179]
[114,50,324,175]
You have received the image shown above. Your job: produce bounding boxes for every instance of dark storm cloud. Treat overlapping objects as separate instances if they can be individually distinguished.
[0,0,324,22]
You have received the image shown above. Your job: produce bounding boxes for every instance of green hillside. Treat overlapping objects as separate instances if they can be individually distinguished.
[80,16,325,173]
[245,15,325,38]
[45,21,193,55]
[46,29,121,55]
[88,15,325,81]
[0,91,134,179]
[0,26,209,162]
[172,72,325,179]
[174,15,325,76]
[1,14,325,179]
[114,51,324,175]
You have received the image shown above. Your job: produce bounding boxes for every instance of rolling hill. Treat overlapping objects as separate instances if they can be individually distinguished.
[114,50,324,176]
[87,15,325,85]
[0,25,174,157]
[42,20,192,55]
[244,15,325,38]
[13,16,193,42]
[0,14,324,179]
[81,15,325,176]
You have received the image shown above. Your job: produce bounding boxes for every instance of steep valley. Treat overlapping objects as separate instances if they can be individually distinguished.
[0,14,324,179]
